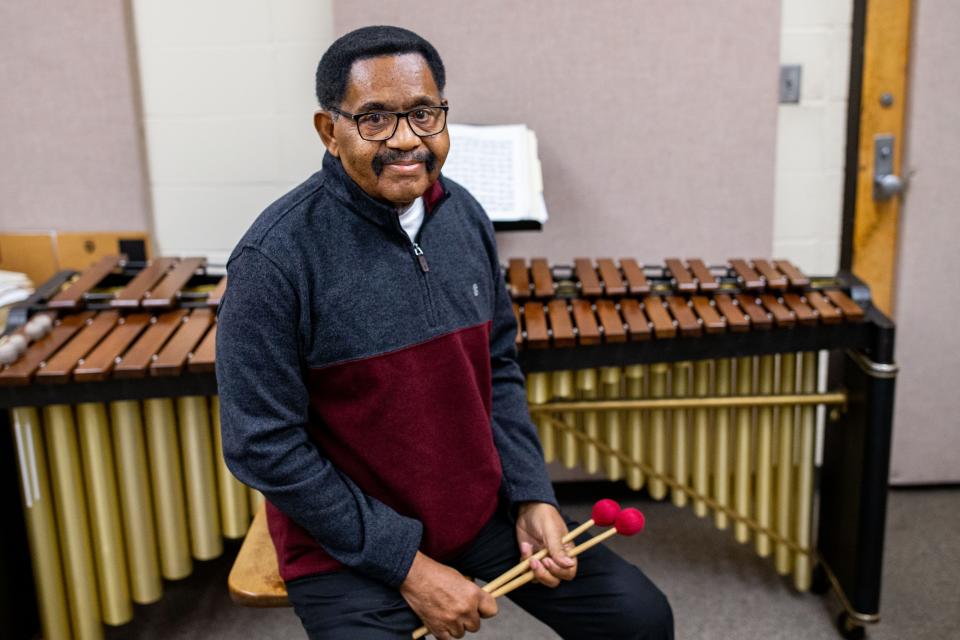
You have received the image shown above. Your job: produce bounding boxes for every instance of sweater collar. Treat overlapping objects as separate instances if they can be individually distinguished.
[322,152,449,229]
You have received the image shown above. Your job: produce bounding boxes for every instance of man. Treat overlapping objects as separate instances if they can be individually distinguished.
[217,25,672,640]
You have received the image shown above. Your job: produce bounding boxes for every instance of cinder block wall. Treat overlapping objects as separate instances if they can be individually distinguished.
[131,0,334,263]
[773,0,853,273]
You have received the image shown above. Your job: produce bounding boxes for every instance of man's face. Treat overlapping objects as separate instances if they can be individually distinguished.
[317,53,450,208]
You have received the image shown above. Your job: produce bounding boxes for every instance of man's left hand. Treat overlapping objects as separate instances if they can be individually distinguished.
[515,502,577,588]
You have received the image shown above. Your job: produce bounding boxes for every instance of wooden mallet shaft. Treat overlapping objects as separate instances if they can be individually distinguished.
[482,518,593,593]
[490,526,619,598]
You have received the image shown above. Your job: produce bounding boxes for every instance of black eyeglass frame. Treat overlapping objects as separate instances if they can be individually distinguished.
[328,105,449,141]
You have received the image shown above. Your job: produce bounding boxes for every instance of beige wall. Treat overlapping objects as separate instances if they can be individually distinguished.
[335,1,780,264]
[0,0,151,234]
[0,2,856,274]
[890,0,960,483]
[131,2,854,276]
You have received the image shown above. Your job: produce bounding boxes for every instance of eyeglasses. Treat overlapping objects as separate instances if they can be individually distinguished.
[329,105,449,142]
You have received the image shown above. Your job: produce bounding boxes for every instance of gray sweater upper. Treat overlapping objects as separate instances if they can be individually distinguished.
[216,152,556,586]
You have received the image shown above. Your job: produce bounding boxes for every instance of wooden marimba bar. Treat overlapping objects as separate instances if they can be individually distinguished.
[0,256,256,640]
[503,257,896,637]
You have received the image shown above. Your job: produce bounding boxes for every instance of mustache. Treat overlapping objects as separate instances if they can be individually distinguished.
[372,149,437,176]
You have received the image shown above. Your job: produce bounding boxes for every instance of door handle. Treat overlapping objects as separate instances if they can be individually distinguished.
[873,134,904,201]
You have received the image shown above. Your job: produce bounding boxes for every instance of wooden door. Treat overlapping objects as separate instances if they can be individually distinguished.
[848,0,960,483]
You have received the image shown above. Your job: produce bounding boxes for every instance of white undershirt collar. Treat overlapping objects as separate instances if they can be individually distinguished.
[398,197,425,242]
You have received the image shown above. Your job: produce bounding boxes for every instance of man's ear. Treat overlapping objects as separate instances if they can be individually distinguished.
[314,111,339,157]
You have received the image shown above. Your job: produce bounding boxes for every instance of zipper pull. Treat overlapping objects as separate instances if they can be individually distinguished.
[412,243,430,272]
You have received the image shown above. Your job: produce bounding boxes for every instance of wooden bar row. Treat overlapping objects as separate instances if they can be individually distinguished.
[0,308,217,386]
[44,256,222,311]
[2,291,860,385]
[511,288,862,348]
[1,254,863,384]
[507,257,814,300]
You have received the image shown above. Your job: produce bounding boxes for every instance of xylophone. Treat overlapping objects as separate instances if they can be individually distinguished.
[0,255,896,640]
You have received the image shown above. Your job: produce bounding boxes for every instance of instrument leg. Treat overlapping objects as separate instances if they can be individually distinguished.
[671,362,690,508]
[211,397,251,539]
[143,398,192,580]
[11,407,71,640]
[601,367,622,480]
[648,364,668,500]
[734,357,753,544]
[76,402,132,625]
[576,369,600,475]
[109,401,162,603]
[775,354,797,575]
[692,360,711,517]
[44,404,103,640]
[794,352,817,590]
[755,355,775,557]
[624,365,645,490]
[818,338,896,622]
[713,359,732,530]
[177,396,223,560]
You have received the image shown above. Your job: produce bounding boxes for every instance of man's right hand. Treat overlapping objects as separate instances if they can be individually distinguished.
[399,551,498,639]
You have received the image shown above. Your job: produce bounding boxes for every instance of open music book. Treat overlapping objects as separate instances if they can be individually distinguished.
[443,123,548,225]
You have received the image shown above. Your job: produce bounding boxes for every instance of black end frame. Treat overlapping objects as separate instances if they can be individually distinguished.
[818,298,896,635]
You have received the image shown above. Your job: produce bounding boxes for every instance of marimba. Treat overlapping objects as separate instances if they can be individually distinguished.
[0,256,251,640]
[0,255,895,640]
[505,257,895,639]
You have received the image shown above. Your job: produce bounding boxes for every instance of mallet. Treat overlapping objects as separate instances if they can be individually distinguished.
[481,498,621,594]
[411,499,622,639]
[489,508,645,599]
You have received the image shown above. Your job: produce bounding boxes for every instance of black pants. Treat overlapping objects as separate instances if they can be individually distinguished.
[286,506,674,639]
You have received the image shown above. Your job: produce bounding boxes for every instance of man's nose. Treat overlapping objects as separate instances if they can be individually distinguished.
[386,115,420,150]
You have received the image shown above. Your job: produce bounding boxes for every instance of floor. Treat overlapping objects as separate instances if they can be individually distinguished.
[97,485,960,640]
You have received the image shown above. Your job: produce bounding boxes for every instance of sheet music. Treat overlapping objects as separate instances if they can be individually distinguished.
[0,269,32,307]
[444,123,545,222]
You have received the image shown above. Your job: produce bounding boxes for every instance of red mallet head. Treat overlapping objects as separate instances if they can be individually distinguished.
[614,508,645,536]
[591,499,622,526]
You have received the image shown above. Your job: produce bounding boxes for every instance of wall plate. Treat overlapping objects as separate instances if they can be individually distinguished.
[780,65,802,104]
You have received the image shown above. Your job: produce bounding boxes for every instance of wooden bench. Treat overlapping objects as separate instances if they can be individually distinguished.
[228,503,290,607]
[228,506,471,610]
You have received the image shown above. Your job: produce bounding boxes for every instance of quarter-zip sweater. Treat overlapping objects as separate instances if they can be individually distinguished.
[216,152,557,588]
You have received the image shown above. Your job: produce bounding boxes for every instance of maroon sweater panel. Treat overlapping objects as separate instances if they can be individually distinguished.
[266,322,504,582]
